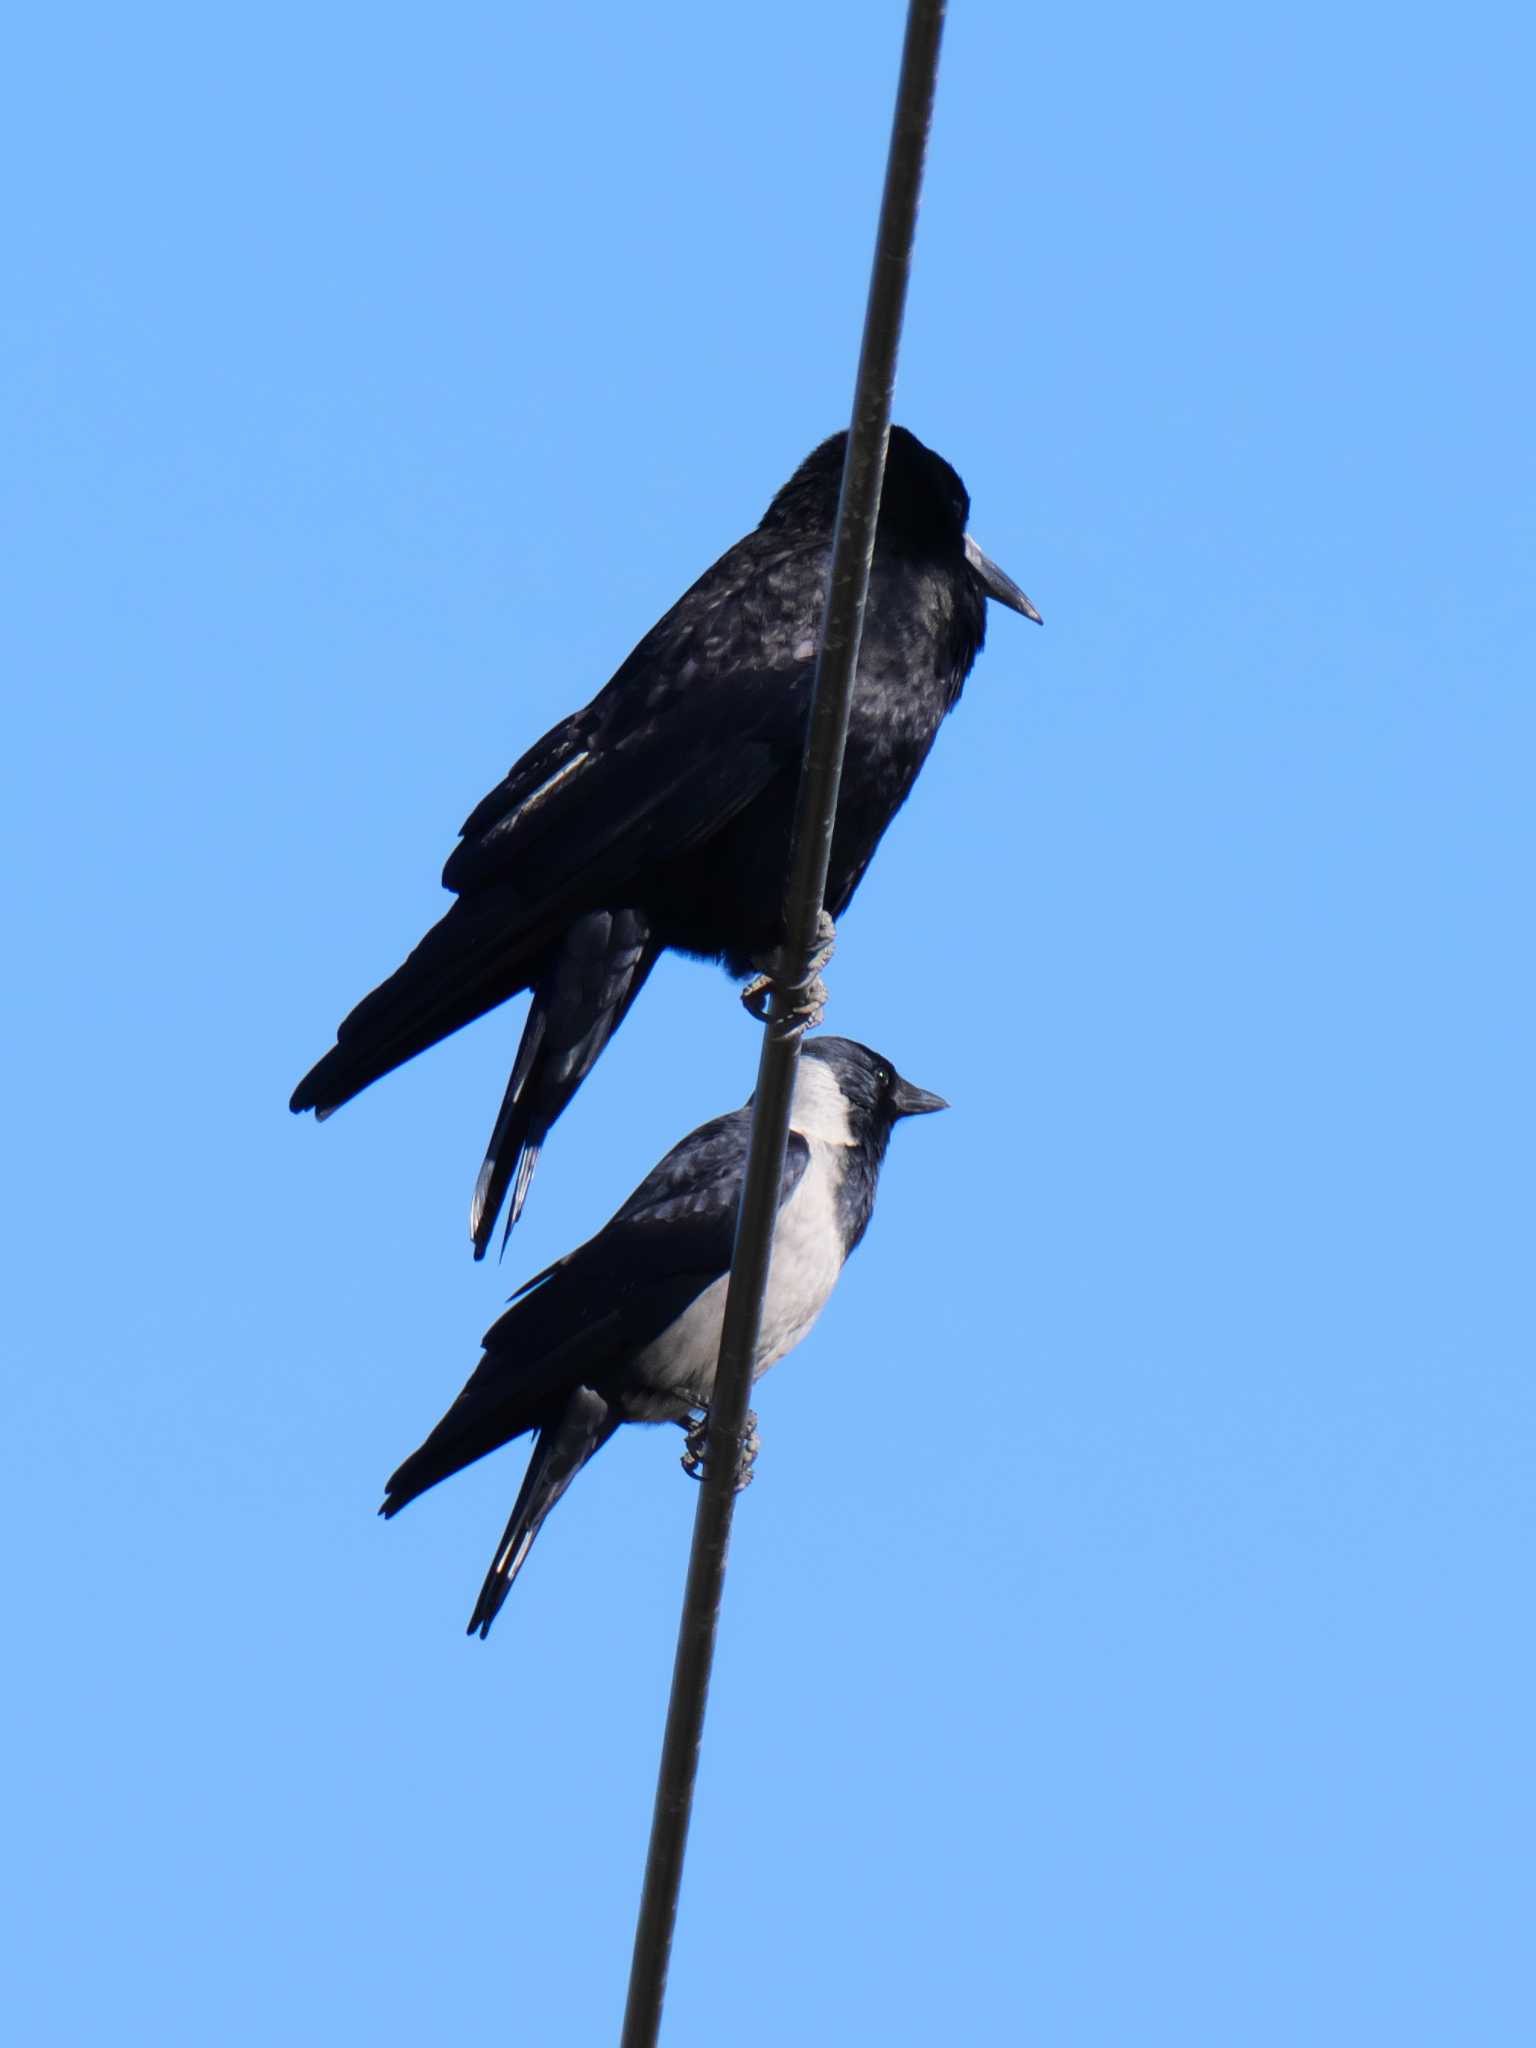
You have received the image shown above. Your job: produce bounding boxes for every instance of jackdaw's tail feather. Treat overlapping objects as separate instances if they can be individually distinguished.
[289,890,558,1120]
[465,1388,618,1639]
[470,909,660,1259]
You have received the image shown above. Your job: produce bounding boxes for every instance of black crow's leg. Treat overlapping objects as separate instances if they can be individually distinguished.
[679,1409,760,1490]
[741,910,837,1029]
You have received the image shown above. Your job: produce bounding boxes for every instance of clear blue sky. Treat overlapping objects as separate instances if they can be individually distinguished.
[5,4,1532,2042]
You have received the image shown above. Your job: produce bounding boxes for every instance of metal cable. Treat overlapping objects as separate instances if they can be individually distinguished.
[619,7,949,2040]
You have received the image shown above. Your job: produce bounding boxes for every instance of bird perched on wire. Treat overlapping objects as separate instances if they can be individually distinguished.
[381,1035,946,1638]
[290,426,1035,1255]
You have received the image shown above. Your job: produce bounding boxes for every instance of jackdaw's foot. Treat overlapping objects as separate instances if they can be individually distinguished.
[740,911,837,1031]
[680,1409,760,1491]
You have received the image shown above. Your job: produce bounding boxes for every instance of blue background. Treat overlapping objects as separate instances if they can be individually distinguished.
[6,4,1531,2041]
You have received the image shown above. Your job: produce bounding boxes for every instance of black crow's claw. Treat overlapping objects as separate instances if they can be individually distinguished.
[680,1409,760,1490]
[742,912,836,1032]
[791,977,829,1030]
[804,909,838,977]
[741,973,828,1031]
[740,973,773,1022]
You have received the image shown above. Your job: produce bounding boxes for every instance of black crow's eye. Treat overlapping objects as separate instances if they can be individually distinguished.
[877,1067,891,1089]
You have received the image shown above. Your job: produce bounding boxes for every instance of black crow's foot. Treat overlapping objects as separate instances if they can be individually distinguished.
[741,912,837,1031]
[741,973,828,1029]
[739,974,772,1022]
[680,1409,760,1491]
[808,907,838,972]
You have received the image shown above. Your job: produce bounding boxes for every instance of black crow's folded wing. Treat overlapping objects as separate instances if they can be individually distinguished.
[439,664,808,906]
[442,526,830,903]
[290,666,803,1118]
[383,1120,810,1512]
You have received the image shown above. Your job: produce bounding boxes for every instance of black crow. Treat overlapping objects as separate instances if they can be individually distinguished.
[291,426,1034,1253]
[381,1036,946,1638]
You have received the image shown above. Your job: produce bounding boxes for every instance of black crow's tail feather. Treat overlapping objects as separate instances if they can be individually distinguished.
[465,1388,618,1639]
[289,890,560,1119]
[470,909,660,1259]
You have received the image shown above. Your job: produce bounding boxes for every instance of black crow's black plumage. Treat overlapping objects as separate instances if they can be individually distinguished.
[291,426,1035,1253]
[381,1036,946,1638]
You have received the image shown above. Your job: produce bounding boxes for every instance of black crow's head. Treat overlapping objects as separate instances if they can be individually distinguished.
[797,1035,948,1146]
[761,426,1041,623]
[760,425,965,543]
[878,425,973,545]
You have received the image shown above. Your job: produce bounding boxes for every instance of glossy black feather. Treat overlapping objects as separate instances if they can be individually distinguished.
[469,909,661,1257]
[292,426,1025,1246]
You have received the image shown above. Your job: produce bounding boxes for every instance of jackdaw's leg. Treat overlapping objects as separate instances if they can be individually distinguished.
[679,1409,760,1491]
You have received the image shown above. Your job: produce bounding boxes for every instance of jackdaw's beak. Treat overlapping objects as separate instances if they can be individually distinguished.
[964,534,1042,623]
[889,1074,949,1118]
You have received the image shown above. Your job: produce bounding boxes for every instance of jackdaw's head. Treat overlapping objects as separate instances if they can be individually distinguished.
[799,1036,948,1146]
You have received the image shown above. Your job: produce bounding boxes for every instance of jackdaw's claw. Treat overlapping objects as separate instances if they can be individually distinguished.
[679,1411,708,1480]
[736,1410,761,1490]
[679,1409,760,1491]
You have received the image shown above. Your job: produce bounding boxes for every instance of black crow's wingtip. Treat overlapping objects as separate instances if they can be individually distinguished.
[469,1163,496,1260]
[496,1204,520,1263]
[467,1160,532,1263]
[490,1144,540,1262]
[466,1207,511,1261]
[469,1138,534,1260]
[467,1574,512,1639]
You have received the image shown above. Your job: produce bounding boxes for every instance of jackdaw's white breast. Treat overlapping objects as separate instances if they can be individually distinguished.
[624,1060,856,1420]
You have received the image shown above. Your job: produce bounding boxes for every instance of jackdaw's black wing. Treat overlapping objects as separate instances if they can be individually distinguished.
[382,1111,811,1514]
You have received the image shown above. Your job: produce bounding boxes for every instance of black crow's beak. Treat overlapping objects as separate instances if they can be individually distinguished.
[964,534,1042,623]
[889,1075,949,1118]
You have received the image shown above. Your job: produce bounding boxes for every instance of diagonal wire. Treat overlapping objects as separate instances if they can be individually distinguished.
[619,6,949,2042]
